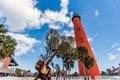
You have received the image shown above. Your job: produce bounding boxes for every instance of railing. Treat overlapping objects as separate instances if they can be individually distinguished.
[0,77,36,80]
[95,76,120,80]
[0,77,87,80]
[52,76,87,80]
[0,76,120,80]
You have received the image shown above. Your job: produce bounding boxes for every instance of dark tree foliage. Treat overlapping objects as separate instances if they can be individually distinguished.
[0,24,17,59]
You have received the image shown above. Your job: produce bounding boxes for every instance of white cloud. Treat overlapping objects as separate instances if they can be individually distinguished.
[39,0,72,29]
[112,43,119,48]
[62,30,74,37]
[0,11,3,18]
[6,32,40,56]
[91,48,94,52]
[31,49,35,53]
[108,53,118,61]
[40,48,42,51]
[0,0,72,32]
[95,33,99,37]
[116,48,120,51]
[88,37,93,42]
[95,10,99,16]
[0,0,41,32]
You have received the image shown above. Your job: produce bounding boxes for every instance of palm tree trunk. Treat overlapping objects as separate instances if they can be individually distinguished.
[68,63,71,79]
[87,70,90,80]
[62,58,65,80]
[82,59,86,80]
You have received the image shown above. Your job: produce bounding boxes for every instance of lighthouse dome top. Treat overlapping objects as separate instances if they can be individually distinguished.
[73,13,78,16]
[72,12,81,21]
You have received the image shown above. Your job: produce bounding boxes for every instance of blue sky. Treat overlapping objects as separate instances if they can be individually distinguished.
[0,0,120,73]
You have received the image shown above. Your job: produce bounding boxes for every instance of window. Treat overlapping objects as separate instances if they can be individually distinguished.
[77,27,80,31]
[80,38,83,42]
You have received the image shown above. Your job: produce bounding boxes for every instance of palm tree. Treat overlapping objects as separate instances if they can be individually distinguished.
[76,46,89,80]
[64,58,74,79]
[0,24,17,59]
[2,36,17,57]
[56,41,70,80]
[83,56,94,80]
[101,71,107,76]
[106,68,111,76]
[0,24,7,34]
[64,48,76,78]
[56,36,76,80]
[51,63,61,80]
[0,24,7,52]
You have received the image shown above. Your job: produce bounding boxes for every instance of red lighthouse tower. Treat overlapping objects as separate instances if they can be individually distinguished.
[72,13,100,78]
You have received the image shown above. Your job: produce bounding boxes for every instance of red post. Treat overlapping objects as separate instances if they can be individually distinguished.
[72,13,101,79]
